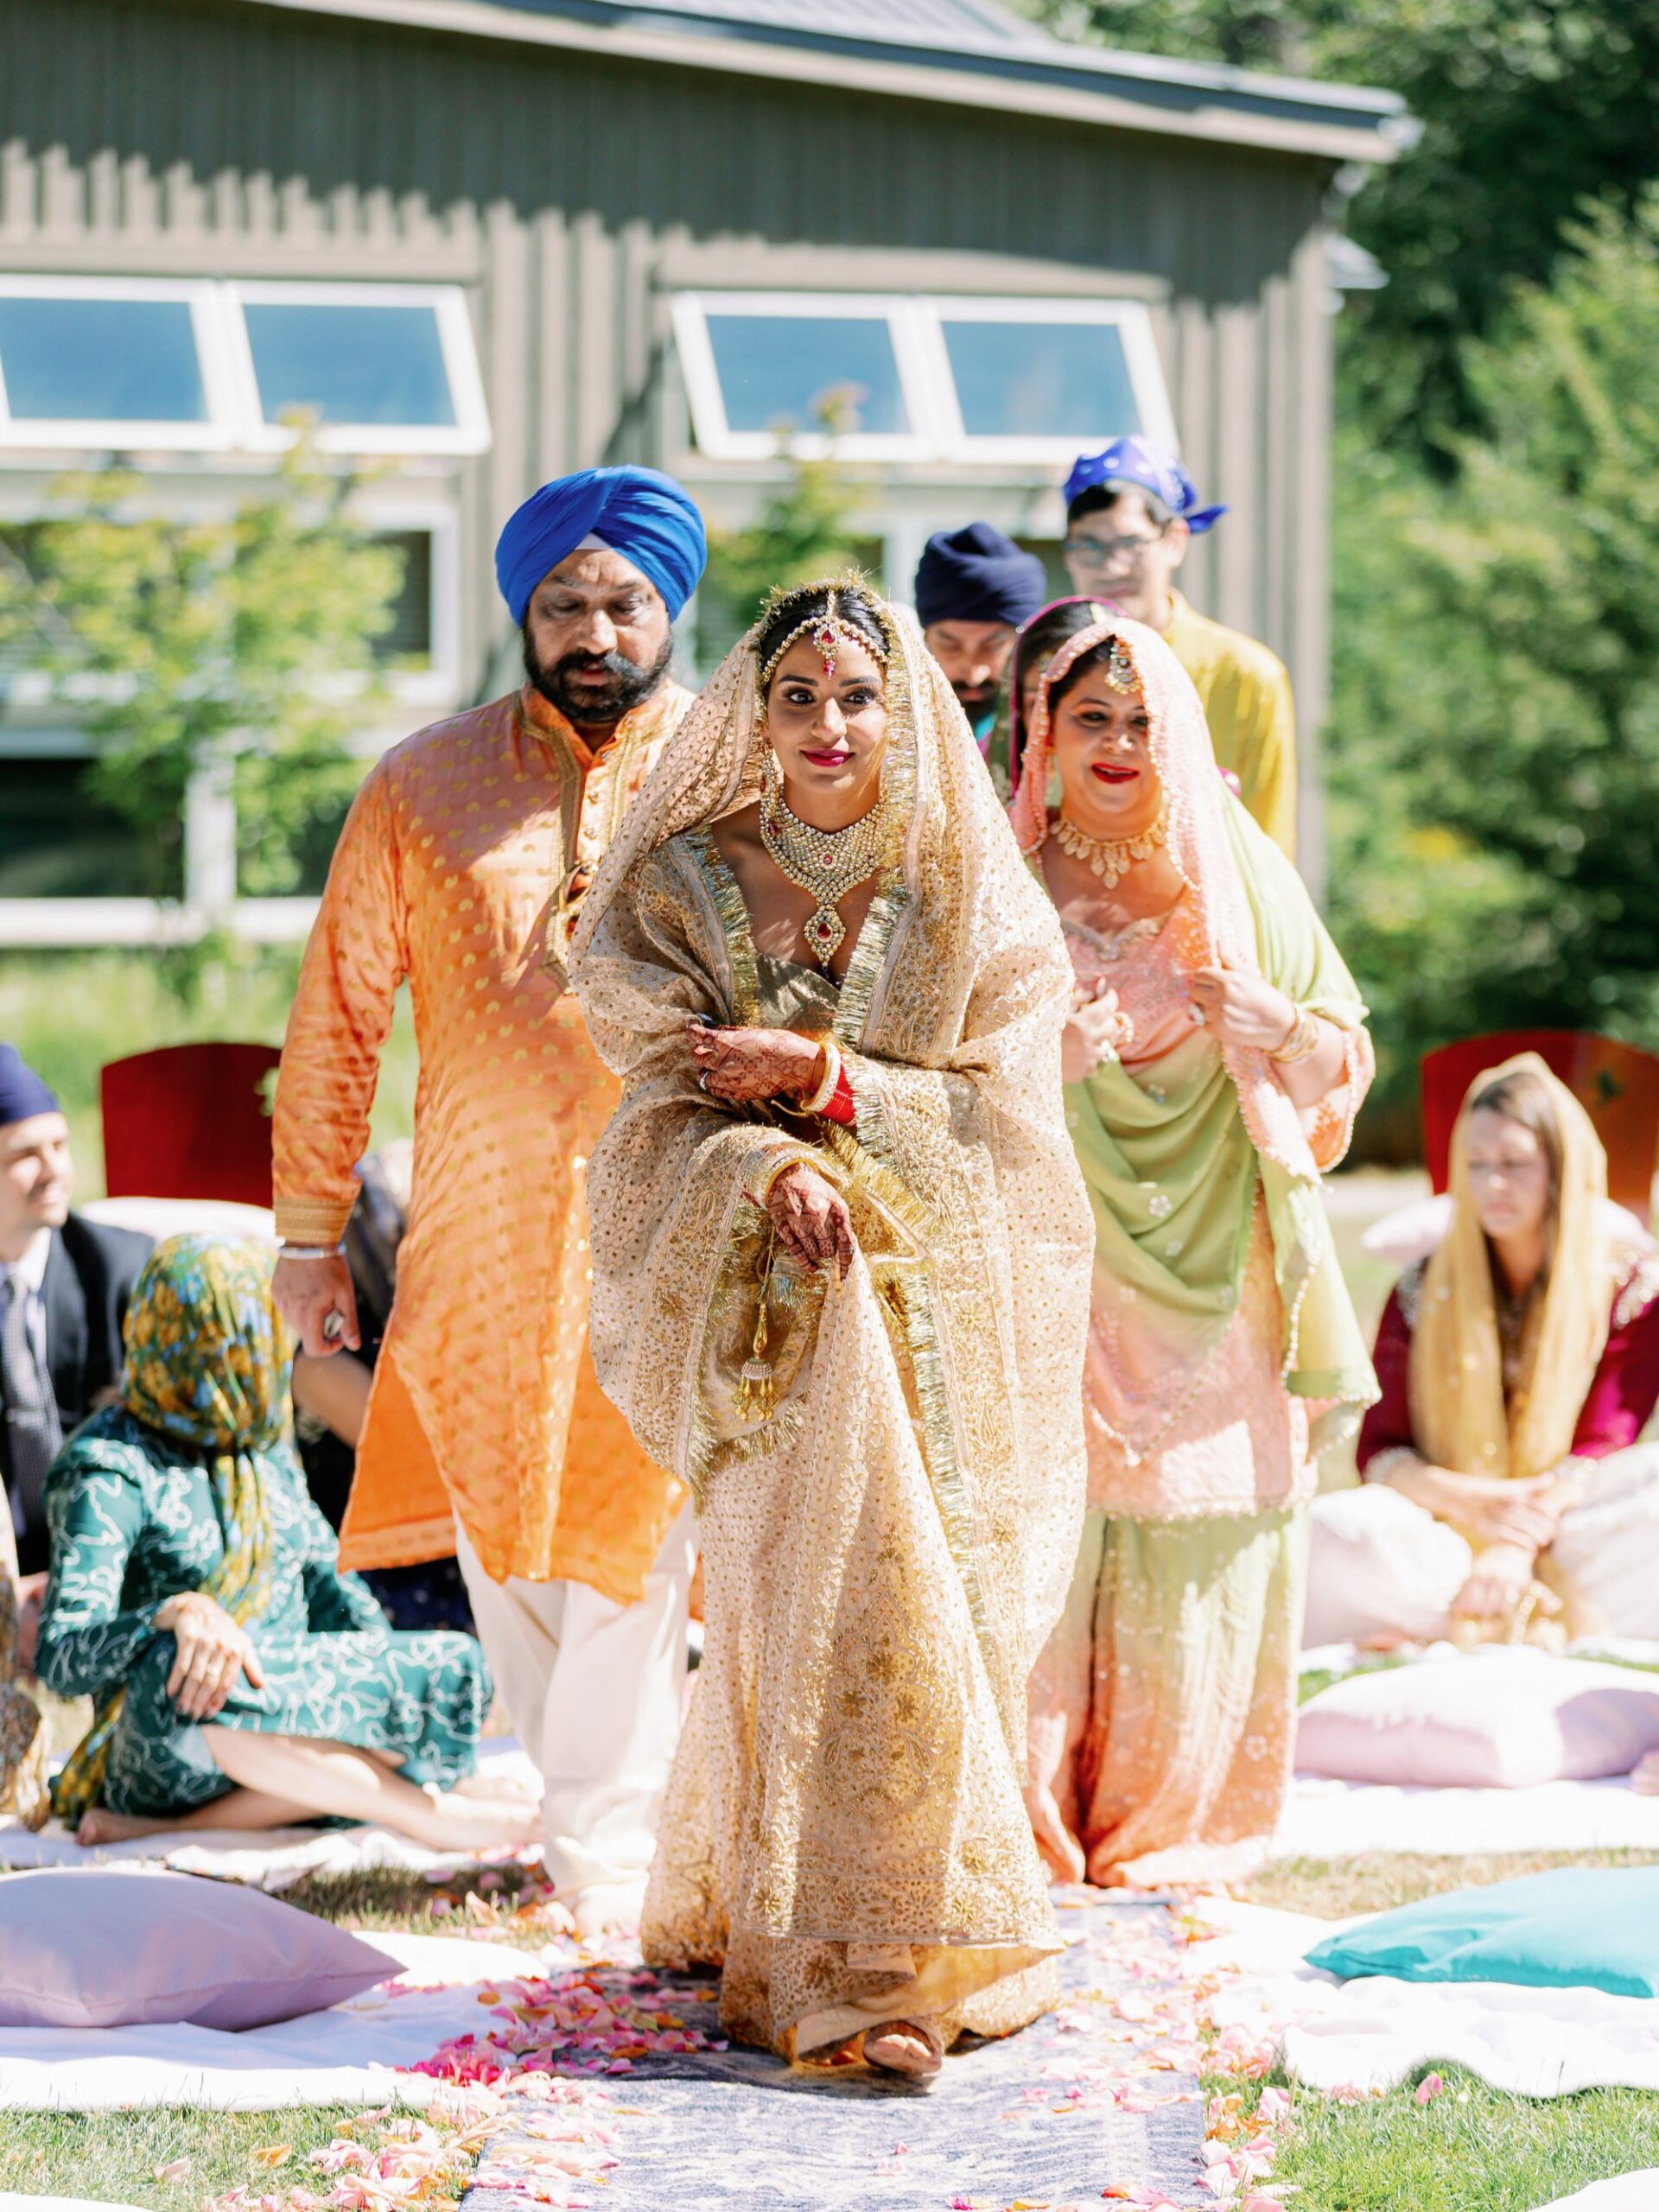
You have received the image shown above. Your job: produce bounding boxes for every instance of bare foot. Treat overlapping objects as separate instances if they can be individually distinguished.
[76,1808,173,1846]
[420,1790,545,1854]
[569,1880,646,1942]
[453,1768,541,1807]
[862,2018,944,2079]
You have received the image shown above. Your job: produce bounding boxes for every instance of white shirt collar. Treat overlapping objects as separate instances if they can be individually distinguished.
[3,1227,51,1294]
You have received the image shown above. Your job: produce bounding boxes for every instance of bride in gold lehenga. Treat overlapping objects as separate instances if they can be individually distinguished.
[569,577,1092,2076]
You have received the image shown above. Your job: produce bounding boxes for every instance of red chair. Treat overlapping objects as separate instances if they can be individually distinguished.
[101,1043,282,1207]
[1421,1031,1659,1221]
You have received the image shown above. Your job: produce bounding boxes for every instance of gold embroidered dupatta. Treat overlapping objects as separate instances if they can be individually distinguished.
[569,600,1094,2054]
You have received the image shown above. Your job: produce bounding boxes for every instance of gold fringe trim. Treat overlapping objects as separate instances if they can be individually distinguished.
[684,824,760,1025]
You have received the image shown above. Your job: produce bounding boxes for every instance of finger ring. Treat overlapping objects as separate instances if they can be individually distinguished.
[321,1312,345,1342]
[698,1070,711,1092]
[1189,1004,1206,1026]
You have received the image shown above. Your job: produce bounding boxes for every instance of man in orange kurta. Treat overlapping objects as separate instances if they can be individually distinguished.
[273,467,707,1934]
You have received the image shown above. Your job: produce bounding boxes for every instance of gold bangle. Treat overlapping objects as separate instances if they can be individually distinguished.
[1270,1006,1322,1065]
[795,1038,843,1116]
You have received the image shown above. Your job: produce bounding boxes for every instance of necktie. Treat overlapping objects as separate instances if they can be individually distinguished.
[1,1269,62,1570]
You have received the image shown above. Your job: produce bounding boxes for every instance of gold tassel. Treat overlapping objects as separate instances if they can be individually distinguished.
[735,1236,777,1423]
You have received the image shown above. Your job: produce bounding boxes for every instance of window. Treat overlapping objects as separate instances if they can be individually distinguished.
[673,292,1173,464]
[0,757,175,898]
[0,277,489,456]
[931,300,1174,457]
[0,278,232,450]
[671,294,935,461]
[373,530,436,665]
[702,311,910,438]
[229,284,489,454]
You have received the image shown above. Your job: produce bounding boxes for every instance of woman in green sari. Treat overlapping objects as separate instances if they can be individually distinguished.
[1012,617,1376,1885]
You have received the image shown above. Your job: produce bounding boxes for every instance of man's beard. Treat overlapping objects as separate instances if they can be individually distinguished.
[523,626,674,727]
[952,678,999,719]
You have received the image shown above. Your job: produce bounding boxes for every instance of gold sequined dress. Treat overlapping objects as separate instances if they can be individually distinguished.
[569,600,1095,2060]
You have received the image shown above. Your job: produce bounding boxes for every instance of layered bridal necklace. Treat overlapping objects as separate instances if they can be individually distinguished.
[1052,810,1166,891]
[760,751,893,967]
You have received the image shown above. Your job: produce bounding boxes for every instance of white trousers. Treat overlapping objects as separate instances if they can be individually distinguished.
[1305,1447,1659,1648]
[455,1499,697,1905]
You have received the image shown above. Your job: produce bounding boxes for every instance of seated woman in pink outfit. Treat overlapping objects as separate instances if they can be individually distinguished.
[1307,1054,1659,1647]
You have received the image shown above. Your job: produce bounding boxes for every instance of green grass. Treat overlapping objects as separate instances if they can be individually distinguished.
[1224,1853,1659,2208]
[1215,2065,1659,2212]
[1243,1847,1659,1921]
[0,2104,379,2208]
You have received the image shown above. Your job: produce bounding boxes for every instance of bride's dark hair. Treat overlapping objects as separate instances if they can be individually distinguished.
[753,578,888,690]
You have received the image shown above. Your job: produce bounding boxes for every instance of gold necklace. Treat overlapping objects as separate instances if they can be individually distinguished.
[1052,809,1166,890]
[759,752,893,967]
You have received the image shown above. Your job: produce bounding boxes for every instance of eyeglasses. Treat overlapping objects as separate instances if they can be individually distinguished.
[1063,531,1165,568]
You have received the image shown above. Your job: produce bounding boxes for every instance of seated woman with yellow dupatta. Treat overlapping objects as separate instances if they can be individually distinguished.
[36,1237,537,1851]
[1307,1056,1659,1648]
[1010,617,1377,1889]
[568,578,1093,2078]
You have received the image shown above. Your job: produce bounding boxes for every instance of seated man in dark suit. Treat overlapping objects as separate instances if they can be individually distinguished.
[0,1046,150,1592]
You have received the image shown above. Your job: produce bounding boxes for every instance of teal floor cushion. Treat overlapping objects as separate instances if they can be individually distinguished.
[1306,1866,1659,1999]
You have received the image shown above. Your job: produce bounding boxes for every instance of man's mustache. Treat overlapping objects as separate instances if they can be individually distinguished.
[556,651,640,681]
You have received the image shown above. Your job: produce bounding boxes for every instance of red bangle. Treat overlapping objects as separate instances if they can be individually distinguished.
[819,1069,855,1126]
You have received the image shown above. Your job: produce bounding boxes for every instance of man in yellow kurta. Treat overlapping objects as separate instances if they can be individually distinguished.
[272,467,707,1936]
[1061,435,1297,855]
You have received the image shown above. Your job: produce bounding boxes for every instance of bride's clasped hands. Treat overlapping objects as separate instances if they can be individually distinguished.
[686,1019,855,1279]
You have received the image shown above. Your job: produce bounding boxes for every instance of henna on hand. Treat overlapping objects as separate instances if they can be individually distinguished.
[764,1161,855,1280]
[689,1022,825,1104]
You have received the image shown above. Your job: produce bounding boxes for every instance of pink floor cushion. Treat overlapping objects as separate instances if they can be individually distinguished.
[1296,1648,1659,1788]
[0,1867,397,2028]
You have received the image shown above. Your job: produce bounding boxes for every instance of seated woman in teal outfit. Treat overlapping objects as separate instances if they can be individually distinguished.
[36,1236,538,1851]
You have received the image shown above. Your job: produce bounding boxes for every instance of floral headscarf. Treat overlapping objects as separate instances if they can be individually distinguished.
[123,1235,295,1453]
[54,1237,289,1821]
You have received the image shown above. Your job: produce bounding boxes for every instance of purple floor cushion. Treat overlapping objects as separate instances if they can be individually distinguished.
[0,1866,397,2029]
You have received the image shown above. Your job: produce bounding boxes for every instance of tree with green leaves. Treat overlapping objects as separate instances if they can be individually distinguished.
[0,449,404,899]
[1016,0,1659,465]
[1324,194,1659,1143]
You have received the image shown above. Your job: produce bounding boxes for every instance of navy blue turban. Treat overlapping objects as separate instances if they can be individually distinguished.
[913,523,1048,630]
[0,1045,58,1128]
[495,467,708,626]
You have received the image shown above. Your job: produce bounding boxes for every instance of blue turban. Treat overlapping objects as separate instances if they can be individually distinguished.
[494,467,708,626]
[914,523,1048,630]
[1064,435,1226,534]
[0,1044,58,1128]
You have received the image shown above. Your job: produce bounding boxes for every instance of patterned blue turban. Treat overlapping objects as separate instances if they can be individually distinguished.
[0,1044,58,1128]
[495,467,708,625]
[913,523,1048,629]
[1064,435,1227,534]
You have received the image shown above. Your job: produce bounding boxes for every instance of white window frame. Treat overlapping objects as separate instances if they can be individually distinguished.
[671,291,937,462]
[920,296,1177,462]
[0,276,238,452]
[672,290,1174,466]
[0,276,490,457]
[225,281,491,457]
